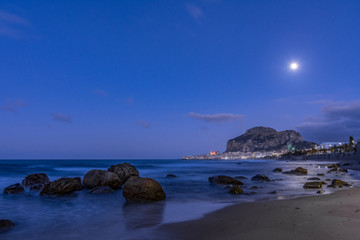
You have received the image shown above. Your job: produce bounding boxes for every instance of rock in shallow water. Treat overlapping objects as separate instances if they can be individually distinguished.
[108,163,139,183]
[40,177,83,196]
[21,173,50,187]
[3,183,24,194]
[283,167,308,175]
[83,170,122,190]
[165,174,177,178]
[327,179,351,188]
[123,176,166,202]
[251,174,271,182]
[229,185,243,194]
[89,186,115,194]
[0,219,15,233]
[303,182,322,189]
[272,168,282,173]
[208,175,243,185]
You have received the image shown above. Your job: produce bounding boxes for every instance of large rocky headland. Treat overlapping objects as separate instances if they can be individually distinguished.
[183,126,317,160]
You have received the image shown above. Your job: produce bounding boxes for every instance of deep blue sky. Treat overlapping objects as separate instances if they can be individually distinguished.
[1,1,360,159]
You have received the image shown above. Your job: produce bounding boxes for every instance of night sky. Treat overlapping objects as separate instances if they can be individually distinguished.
[1,1,360,159]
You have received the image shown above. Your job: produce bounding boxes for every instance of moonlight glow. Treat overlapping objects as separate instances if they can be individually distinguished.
[290,62,299,71]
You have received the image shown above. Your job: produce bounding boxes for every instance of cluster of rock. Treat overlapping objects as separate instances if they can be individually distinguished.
[3,163,166,202]
[208,163,353,196]
[2,163,167,233]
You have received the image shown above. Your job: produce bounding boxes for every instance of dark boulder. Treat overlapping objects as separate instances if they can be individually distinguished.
[123,176,166,202]
[89,186,115,194]
[229,185,243,194]
[251,174,271,182]
[303,182,322,189]
[317,173,325,176]
[327,179,351,188]
[165,174,177,178]
[40,177,83,196]
[273,168,282,173]
[21,173,50,187]
[208,175,243,185]
[308,177,321,181]
[0,219,15,233]
[83,170,122,190]
[3,183,24,194]
[283,167,308,175]
[108,163,139,183]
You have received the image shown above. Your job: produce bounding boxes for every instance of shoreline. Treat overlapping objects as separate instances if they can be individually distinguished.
[155,187,360,240]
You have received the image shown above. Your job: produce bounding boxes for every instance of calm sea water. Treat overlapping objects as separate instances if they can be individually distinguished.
[1,159,359,240]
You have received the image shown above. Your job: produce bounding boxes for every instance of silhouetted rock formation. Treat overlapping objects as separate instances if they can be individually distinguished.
[226,126,316,153]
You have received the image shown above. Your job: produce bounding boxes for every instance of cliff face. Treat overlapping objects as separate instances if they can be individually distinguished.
[226,126,314,152]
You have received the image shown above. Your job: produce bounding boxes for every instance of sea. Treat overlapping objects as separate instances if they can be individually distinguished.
[1,159,360,240]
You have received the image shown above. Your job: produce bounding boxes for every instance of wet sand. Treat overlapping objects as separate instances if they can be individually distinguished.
[156,187,360,240]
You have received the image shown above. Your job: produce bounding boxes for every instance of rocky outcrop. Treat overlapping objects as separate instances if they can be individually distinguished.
[226,126,316,152]
[327,179,351,188]
[122,176,166,202]
[83,170,122,190]
[273,168,282,173]
[303,182,322,189]
[21,173,50,187]
[229,185,243,194]
[40,177,83,196]
[89,186,115,194]
[209,175,243,185]
[0,219,15,233]
[251,174,271,182]
[108,163,139,183]
[283,167,308,175]
[3,183,24,194]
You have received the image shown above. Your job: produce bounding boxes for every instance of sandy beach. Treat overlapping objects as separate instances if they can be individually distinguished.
[157,187,360,240]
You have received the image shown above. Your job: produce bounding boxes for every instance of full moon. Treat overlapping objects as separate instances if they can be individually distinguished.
[290,62,299,71]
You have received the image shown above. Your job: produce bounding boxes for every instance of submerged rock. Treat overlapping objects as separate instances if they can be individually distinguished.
[208,175,243,185]
[229,185,243,194]
[83,170,122,190]
[235,176,248,180]
[89,186,115,194]
[308,177,321,181]
[283,167,308,175]
[165,174,177,178]
[123,176,166,202]
[317,190,324,194]
[303,182,322,189]
[3,183,24,194]
[251,174,271,182]
[317,173,325,176]
[327,179,351,188]
[0,219,15,233]
[272,168,282,173]
[108,163,139,183]
[21,173,50,187]
[40,177,83,196]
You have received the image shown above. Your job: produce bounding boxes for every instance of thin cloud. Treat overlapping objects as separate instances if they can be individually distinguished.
[137,120,149,128]
[0,10,31,38]
[1,99,27,113]
[93,89,107,97]
[297,100,360,142]
[188,112,243,123]
[185,3,203,19]
[52,113,72,123]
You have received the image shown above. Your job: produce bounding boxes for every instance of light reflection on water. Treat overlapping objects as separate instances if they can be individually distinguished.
[0,159,359,240]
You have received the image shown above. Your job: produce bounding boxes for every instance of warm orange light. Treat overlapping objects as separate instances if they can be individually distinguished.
[210,151,216,155]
